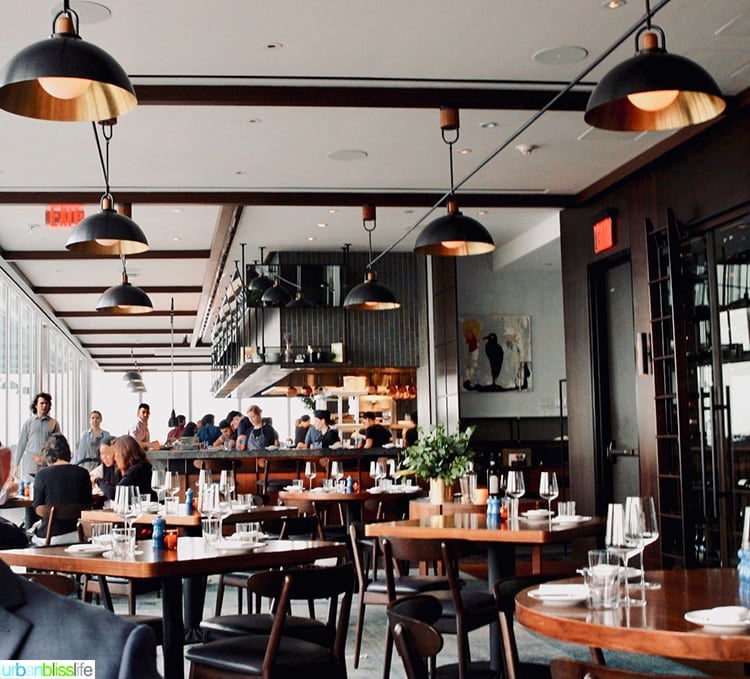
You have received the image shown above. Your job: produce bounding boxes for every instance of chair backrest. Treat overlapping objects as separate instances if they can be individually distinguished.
[550,657,726,679]
[349,521,377,590]
[246,563,355,673]
[387,597,445,679]
[494,573,577,679]
[262,515,324,540]
[364,493,410,521]
[35,503,90,545]
[20,572,77,596]
[380,536,464,607]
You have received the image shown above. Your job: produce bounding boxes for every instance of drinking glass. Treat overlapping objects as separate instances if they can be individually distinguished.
[330,461,344,482]
[538,471,559,527]
[197,469,212,488]
[90,522,113,547]
[626,496,659,596]
[150,470,164,502]
[219,469,235,502]
[304,461,317,490]
[114,486,142,530]
[506,471,525,521]
[200,483,221,519]
[606,502,644,607]
[164,471,181,498]
[637,496,660,589]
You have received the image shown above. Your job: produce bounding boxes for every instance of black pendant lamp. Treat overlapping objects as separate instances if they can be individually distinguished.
[0,1,137,122]
[65,120,149,255]
[286,291,314,308]
[414,108,495,256]
[262,278,292,307]
[96,255,153,314]
[344,205,400,311]
[584,0,725,131]
[249,247,273,292]
[122,370,142,383]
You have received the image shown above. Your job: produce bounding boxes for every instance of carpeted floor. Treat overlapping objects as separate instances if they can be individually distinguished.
[116,568,708,678]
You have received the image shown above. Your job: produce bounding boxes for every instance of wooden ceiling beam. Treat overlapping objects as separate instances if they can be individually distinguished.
[74,328,194,335]
[2,250,210,261]
[57,310,195,318]
[35,285,202,294]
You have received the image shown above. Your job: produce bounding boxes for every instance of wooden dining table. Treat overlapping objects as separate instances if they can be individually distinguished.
[516,569,750,674]
[366,512,603,672]
[0,536,348,679]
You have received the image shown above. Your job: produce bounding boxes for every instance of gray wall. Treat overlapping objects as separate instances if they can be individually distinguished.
[455,254,566,418]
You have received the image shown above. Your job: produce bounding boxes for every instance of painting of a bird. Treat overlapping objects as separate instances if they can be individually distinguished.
[483,333,504,386]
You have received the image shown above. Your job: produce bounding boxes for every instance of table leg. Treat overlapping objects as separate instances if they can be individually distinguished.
[487,543,516,672]
[161,576,185,679]
[183,575,207,643]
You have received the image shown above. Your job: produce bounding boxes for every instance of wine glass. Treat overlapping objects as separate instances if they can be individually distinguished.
[114,486,142,530]
[199,483,221,518]
[538,471,559,527]
[638,496,660,589]
[150,469,164,502]
[304,461,317,490]
[626,496,659,595]
[505,471,525,521]
[197,469,212,489]
[330,461,344,490]
[164,471,180,499]
[606,502,644,607]
[219,469,235,502]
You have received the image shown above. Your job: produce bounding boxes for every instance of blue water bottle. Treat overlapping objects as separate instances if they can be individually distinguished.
[152,515,166,549]
[345,475,353,494]
[738,549,750,606]
[185,488,194,516]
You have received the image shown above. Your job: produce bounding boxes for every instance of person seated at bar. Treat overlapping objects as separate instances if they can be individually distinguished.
[91,434,121,490]
[198,413,221,447]
[97,435,155,501]
[294,414,311,447]
[403,411,419,447]
[128,402,161,452]
[31,433,92,545]
[183,421,197,438]
[166,414,186,443]
[225,410,242,447]
[360,411,392,448]
[0,559,160,677]
[302,409,340,449]
[214,419,235,449]
[238,405,279,450]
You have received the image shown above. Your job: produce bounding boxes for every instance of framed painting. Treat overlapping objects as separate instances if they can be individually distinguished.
[459,315,532,392]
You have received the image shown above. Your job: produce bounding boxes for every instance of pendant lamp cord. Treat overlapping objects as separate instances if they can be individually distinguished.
[363,216,375,272]
[441,124,459,200]
[91,119,115,202]
[170,297,175,412]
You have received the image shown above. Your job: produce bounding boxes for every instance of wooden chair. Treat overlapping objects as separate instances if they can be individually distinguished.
[349,522,449,669]
[549,658,727,679]
[213,515,324,616]
[493,573,577,679]
[187,563,354,679]
[20,572,77,596]
[34,503,90,546]
[78,519,161,615]
[387,596,445,679]
[381,536,497,679]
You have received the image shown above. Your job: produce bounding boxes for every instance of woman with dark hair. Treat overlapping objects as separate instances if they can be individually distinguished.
[197,414,221,447]
[31,433,91,545]
[98,435,155,501]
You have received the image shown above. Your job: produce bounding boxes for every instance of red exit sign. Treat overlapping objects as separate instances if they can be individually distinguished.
[45,204,85,228]
[593,214,615,253]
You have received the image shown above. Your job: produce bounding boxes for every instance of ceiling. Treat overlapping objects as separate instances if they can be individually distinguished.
[0,0,748,375]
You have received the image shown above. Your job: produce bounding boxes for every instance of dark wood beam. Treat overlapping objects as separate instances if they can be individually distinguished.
[2,250,210,261]
[0,192,574,208]
[35,285,203,294]
[134,83,592,112]
[85,343,209,349]
[57,310,195,318]
[74,328,194,335]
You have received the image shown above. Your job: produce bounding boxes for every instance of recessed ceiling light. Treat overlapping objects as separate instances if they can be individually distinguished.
[533,45,589,66]
[234,170,247,175]
[171,207,183,214]
[247,118,262,124]
[50,1,111,24]
[602,0,625,8]
[480,121,498,129]
[327,149,368,161]
[173,237,181,242]
[307,236,316,241]
[328,208,337,214]
[317,223,327,228]
[404,209,414,214]
[262,42,283,50]
[458,148,472,155]
[477,210,488,216]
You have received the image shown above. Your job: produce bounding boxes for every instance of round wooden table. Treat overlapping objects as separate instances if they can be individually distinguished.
[516,569,750,665]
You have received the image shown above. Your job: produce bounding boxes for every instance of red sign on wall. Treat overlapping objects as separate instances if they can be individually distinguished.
[45,204,85,228]
[593,215,615,253]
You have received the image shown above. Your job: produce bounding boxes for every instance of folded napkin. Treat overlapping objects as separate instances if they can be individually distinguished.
[537,584,588,597]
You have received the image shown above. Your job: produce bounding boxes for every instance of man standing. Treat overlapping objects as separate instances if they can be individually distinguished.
[238,405,279,451]
[15,392,60,480]
[128,402,161,451]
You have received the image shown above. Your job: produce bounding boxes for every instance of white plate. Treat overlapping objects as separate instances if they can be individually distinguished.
[65,544,108,556]
[523,509,553,518]
[528,585,589,607]
[283,486,303,492]
[552,515,592,524]
[218,540,267,552]
[367,488,384,494]
[620,566,642,581]
[684,608,750,634]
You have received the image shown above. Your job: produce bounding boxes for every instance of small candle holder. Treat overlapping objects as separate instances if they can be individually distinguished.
[164,529,178,551]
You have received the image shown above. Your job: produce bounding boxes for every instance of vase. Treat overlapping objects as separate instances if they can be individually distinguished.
[429,478,452,504]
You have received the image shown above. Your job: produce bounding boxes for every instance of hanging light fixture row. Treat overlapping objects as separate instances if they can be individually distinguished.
[344,205,400,311]
[96,254,153,314]
[0,0,137,122]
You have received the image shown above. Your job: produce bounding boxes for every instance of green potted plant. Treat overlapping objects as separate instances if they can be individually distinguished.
[400,423,475,503]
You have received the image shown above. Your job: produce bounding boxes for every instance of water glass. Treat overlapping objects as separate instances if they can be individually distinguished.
[111,527,136,557]
[202,517,220,547]
[586,549,620,609]
[236,521,260,544]
[164,496,179,515]
[90,522,113,546]
[292,478,304,491]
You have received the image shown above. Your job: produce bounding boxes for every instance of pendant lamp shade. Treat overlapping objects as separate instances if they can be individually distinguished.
[129,383,147,393]
[262,279,292,307]
[584,29,725,131]
[344,270,401,310]
[286,292,314,308]
[65,197,148,255]
[249,272,273,292]
[415,199,495,256]
[96,270,153,314]
[122,370,142,382]
[0,10,137,122]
